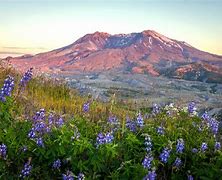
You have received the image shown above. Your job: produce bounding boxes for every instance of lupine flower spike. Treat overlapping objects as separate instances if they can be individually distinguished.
[0,76,14,102]
[0,143,7,159]
[19,68,33,89]
[160,147,171,163]
[20,162,32,178]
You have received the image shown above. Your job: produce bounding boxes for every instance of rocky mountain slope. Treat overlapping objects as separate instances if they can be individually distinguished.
[4,30,222,83]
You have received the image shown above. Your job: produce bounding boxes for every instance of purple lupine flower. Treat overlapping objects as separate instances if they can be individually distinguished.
[210,118,219,135]
[77,173,85,180]
[83,102,90,112]
[19,68,33,88]
[187,175,194,180]
[105,132,114,143]
[32,111,40,122]
[152,103,160,114]
[96,132,114,146]
[108,115,118,124]
[201,142,208,152]
[0,76,14,102]
[56,117,64,127]
[33,109,45,122]
[136,113,144,127]
[188,102,197,114]
[62,171,74,180]
[126,117,136,132]
[215,142,221,150]
[96,132,105,146]
[34,121,46,133]
[0,143,7,158]
[192,148,198,153]
[157,126,164,135]
[143,170,157,180]
[142,154,153,169]
[36,137,44,147]
[145,136,152,153]
[52,159,61,169]
[174,157,182,168]
[39,108,45,119]
[48,113,54,126]
[201,112,210,121]
[20,162,32,178]
[108,115,120,132]
[201,114,220,134]
[176,139,185,153]
[160,148,171,163]
[28,128,36,139]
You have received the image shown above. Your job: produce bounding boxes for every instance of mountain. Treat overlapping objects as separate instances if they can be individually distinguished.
[4,30,222,83]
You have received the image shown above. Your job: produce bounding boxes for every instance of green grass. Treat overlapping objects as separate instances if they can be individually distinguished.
[0,65,222,179]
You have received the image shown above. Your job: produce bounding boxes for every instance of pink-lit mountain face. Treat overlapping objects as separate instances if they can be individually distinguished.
[4,30,222,83]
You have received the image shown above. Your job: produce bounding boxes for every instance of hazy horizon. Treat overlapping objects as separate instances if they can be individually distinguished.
[1,0,222,58]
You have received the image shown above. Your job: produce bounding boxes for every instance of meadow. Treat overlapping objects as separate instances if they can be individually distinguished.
[0,66,221,179]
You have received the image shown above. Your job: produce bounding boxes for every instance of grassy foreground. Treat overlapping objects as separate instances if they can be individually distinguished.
[0,66,222,179]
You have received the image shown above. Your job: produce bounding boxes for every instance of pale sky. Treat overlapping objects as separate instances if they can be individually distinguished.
[0,0,222,58]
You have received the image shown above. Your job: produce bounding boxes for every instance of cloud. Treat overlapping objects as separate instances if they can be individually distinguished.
[0,51,24,55]
[2,46,47,50]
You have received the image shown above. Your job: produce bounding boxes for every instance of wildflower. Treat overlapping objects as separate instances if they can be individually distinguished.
[52,159,61,169]
[160,147,171,163]
[83,102,90,112]
[39,108,45,119]
[174,157,182,168]
[192,148,198,153]
[105,132,114,143]
[200,112,220,135]
[201,142,207,152]
[36,137,44,147]
[188,102,197,114]
[96,133,105,146]
[33,109,45,122]
[210,118,219,135]
[108,115,120,132]
[0,143,7,158]
[56,117,64,127]
[201,111,210,122]
[187,175,194,180]
[48,113,54,126]
[157,126,164,135]
[108,115,118,124]
[28,128,36,139]
[0,76,14,102]
[176,139,184,153]
[142,154,153,169]
[145,136,152,153]
[19,68,33,88]
[126,117,136,132]
[143,170,157,180]
[77,173,85,180]
[62,171,74,180]
[96,132,114,146]
[20,162,32,178]
[136,113,144,127]
[34,121,46,133]
[215,142,221,150]
[152,103,160,114]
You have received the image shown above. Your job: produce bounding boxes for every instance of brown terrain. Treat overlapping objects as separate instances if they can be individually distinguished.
[2,30,222,83]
